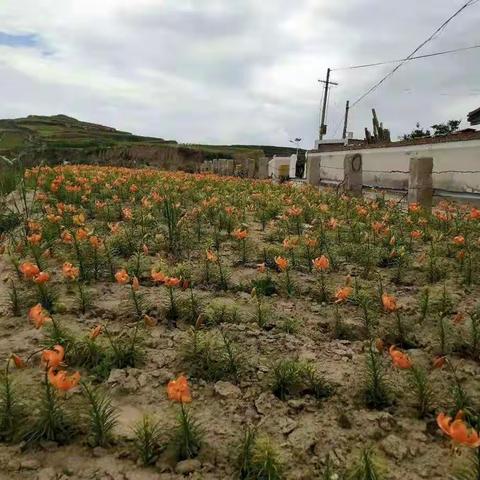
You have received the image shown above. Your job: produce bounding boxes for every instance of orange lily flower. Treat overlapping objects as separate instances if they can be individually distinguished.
[89,235,103,249]
[410,230,423,240]
[76,228,88,241]
[327,218,339,230]
[72,213,86,226]
[375,338,385,353]
[42,345,65,368]
[20,262,40,280]
[232,229,248,240]
[151,269,166,283]
[28,303,51,329]
[206,250,218,263]
[257,262,266,273]
[274,256,289,271]
[89,325,102,339]
[408,203,421,213]
[334,286,352,303]
[115,269,130,285]
[432,355,446,369]
[313,255,329,271]
[437,412,480,448]
[304,237,318,248]
[27,233,42,245]
[389,345,412,369]
[382,293,398,313]
[144,314,157,327]
[33,271,50,284]
[453,235,465,246]
[62,262,79,280]
[61,231,74,244]
[122,207,133,220]
[165,277,181,288]
[167,375,192,403]
[48,368,81,392]
[11,354,27,369]
[286,206,302,217]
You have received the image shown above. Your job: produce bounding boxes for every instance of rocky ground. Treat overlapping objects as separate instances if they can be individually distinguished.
[0,167,479,480]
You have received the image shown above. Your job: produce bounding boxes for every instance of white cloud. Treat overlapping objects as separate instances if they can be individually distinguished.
[0,0,479,147]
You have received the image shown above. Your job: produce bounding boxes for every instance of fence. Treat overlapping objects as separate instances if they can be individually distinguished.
[199,157,269,179]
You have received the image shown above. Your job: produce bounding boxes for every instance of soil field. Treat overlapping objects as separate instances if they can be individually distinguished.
[0,165,480,480]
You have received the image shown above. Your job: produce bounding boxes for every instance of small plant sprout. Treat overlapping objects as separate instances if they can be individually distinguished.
[251,287,269,329]
[133,414,163,466]
[419,287,430,323]
[8,279,21,316]
[0,355,26,442]
[250,436,283,480]
[82,383,118,447]
[236,429,283,480]
[235,426,257,480]
[347,448,386,480]
[167,376,201,460]
[363,342,391,409]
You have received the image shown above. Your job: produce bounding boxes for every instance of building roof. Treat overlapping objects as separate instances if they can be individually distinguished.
[468,106,480,125]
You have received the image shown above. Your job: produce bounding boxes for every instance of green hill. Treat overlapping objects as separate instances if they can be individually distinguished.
[0,114,302,159]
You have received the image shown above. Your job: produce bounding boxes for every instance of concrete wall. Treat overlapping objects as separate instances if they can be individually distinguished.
[307,139,480,193]
[268,155,297,179]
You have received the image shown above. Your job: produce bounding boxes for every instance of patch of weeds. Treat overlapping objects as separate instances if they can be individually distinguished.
[279,316,299,334]
[92,324,145,380]
[204,300,241,326]
[82,383,118,447]
[0,361,24,442]
[235,429,283,480]
[346,448,386,480]
[251,276,277,297]
[363,343,391,410]
[133,414,163,466]
[181,328,243,383]
[270,359,332,401]
[172,403,202,460]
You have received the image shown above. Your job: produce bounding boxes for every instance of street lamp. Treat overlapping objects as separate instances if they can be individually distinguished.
[289,138,302,157]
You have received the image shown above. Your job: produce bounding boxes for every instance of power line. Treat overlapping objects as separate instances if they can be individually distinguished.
[350,0,478,108]
[333,44,480,71]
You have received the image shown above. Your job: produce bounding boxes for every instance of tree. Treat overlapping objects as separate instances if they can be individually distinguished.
[403,123,431,141]
[431,120,461,136]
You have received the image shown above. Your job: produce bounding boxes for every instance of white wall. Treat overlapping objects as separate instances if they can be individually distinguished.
[268,155,297,179]
[307,139,480,193]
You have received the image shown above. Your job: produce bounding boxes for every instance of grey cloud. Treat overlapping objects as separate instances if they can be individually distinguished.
[0,0,479,148]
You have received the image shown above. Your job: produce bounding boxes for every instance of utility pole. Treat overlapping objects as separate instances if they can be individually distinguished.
[318,68,338,142]
[342,100,350,140]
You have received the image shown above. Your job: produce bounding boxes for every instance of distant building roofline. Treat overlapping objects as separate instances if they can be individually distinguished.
[309,129,480,153]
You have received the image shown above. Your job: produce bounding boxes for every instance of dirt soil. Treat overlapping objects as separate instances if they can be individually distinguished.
[0,166,479,480]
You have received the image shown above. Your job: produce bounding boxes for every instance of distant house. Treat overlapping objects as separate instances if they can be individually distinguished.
[468,106,480,126]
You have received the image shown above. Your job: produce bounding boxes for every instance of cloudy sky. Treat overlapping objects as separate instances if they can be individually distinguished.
[0,0,479,148]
